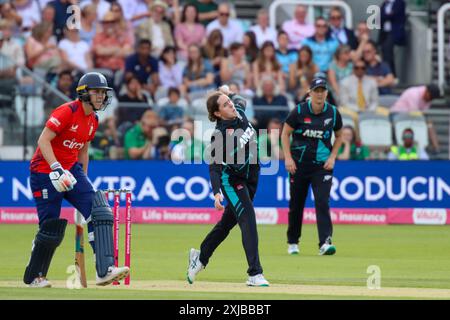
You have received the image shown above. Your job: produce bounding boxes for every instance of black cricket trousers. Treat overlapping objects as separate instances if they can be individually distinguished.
[287,164,334,248]
[199,169,263,276]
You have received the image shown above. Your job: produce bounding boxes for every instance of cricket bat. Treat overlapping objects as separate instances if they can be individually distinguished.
[75,210,88,288]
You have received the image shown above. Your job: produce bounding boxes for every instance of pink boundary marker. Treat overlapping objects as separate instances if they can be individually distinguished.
[1,207,449,225]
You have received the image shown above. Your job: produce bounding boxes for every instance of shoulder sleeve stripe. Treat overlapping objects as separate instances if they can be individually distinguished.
[69,103,78,113]
[332,105,336,127]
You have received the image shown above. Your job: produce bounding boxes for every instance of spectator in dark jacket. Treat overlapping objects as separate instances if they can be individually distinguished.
[252,76,289,129]
[327,6,358,50]
[124,39,160,98]
[378,0,406,76]
[363,40,396,95]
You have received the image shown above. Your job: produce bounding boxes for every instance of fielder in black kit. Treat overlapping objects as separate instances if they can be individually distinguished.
[186,86,269,287]
[281,77,343,256]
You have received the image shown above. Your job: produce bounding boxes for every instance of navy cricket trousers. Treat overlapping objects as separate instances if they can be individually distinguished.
[287,164,334,248]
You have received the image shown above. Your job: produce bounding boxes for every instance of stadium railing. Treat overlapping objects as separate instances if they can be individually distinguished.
[0,53,71,160]
[423,109,450,160]
[437,3,450,92]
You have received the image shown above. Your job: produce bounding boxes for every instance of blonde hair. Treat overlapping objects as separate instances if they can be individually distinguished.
[0,19,13,30]
[31,22,53,42]
[82,4,97,18]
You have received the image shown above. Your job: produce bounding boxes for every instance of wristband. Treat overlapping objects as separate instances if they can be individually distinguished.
[50,161,62,170]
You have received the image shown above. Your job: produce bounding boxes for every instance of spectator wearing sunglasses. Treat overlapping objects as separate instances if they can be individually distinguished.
[363,40,396,95]
[388,128,429,160]
[339,59,379,113]
[327,6,357,49]
[301,17,339,72]
[205,3,243,49]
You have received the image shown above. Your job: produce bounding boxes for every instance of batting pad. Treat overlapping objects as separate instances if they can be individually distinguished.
[91,191,115,278]
[23,218,68,284]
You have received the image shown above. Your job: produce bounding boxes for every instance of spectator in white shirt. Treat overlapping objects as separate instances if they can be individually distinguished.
[12,0,41,32]
[206,3,244,49]
[282,5,315,50]
[58,26,92,72]
[158,46,185,95]
[0,19,25,94]
[119,0,151,26]
[250,8,277,48]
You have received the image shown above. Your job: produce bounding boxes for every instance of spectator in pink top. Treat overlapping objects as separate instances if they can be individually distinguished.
[391,84,442,154]
[174,4,206,60]
[391,84,440,113]
[282,5,315,50]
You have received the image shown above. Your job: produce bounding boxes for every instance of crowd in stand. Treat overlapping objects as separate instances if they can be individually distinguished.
[0,0,445,161]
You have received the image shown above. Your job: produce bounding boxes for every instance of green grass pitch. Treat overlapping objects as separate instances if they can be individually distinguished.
[1,224,449,299]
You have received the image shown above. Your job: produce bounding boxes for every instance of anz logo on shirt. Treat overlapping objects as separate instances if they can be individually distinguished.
[302,129,331,139]
[239,126,255,148]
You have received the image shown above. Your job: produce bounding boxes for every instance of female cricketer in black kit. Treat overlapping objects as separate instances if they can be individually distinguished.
[281,77,343,256]
[186,86,269,287]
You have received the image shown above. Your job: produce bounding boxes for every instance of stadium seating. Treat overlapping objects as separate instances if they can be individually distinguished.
[188,90,210,102]
[14,95,45,128]
[190,97,208,117]
[378,94,400,109]
[341,113,356,129]
[392,112,429,149]
[358,112,393,147]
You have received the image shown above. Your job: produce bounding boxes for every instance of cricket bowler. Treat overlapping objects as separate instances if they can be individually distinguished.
[187,85,269,287]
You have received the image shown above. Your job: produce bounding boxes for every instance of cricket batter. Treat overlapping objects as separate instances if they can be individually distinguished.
[24,72,129,288]
[187,86,269,287]
[281,77,343,256]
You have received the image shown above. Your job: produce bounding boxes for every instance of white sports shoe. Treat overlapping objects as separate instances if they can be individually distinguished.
[246,274,269,287]
[287,244,299,255]
[96,266,130,286]
[186,248,204,284]
[319,242,336,256]
[28,277,52,288]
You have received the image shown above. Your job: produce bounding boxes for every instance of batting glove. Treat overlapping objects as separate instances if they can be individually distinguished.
[49,162,77,192]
